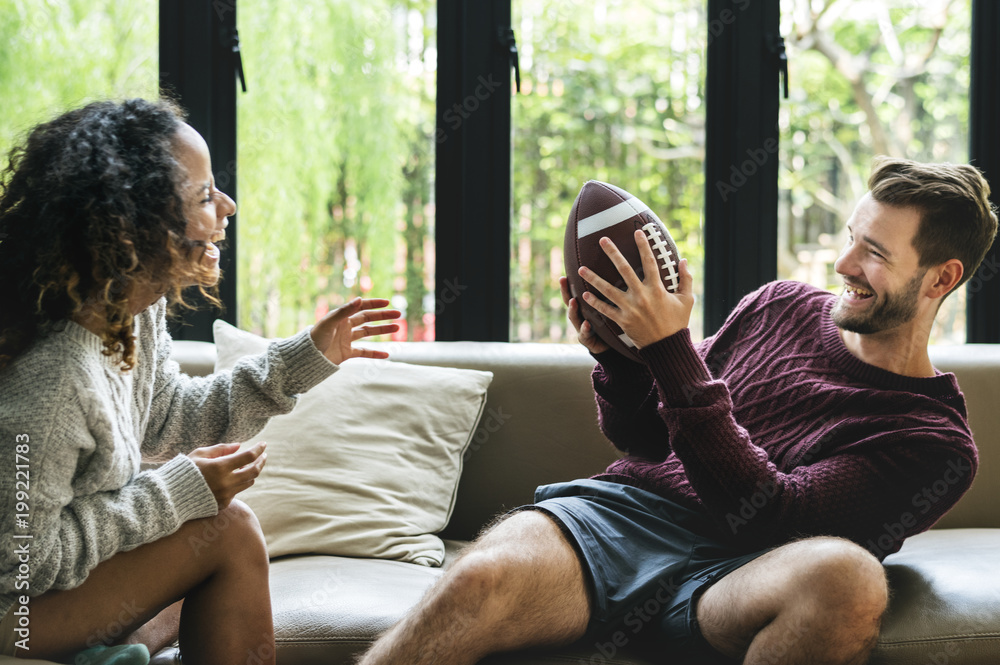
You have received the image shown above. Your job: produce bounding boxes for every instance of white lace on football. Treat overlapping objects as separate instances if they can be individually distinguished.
[642,222,680,292]
[618,331,637,348]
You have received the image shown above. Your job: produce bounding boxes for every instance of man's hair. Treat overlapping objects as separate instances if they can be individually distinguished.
[0,98,220,372]
[868,156,998,294]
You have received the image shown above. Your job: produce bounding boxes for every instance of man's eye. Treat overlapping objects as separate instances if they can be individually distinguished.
[871,250,883,259]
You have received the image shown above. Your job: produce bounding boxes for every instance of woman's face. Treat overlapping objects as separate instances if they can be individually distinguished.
[173,122,236,286]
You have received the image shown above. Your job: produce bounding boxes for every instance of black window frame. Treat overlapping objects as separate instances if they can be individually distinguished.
[161,0,1000,344]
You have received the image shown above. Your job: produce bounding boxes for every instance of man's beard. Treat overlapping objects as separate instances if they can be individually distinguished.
[831,272,925,335]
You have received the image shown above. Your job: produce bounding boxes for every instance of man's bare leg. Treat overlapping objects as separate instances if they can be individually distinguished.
[696,536,889,665]
[358,510,591,665]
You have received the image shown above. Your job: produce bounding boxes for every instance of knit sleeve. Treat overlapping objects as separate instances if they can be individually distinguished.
[140,302,339,460]
[591,350,670,458]
[0,402,218,601]
[638,332,977,558]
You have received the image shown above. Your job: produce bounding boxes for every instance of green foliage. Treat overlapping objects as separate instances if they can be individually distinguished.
[0,0,974,345]
[237,0,435,338]
[512,0,708,342]
[0,0,158,158]
[780,0,971,343]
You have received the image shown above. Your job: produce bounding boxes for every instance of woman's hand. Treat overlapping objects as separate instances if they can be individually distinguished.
[310,298,402,364]
[559,275,611,355]
[578,230,694,349]
[188,442,267,510]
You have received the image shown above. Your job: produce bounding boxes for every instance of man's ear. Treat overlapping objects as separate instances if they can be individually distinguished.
[926,259,964,299]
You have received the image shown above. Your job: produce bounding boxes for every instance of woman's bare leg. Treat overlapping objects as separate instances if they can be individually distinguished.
[20,500,273,665]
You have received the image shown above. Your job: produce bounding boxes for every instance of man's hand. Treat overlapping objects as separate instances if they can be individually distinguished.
[310,298,402,364]
[578,229,694,349]
[559,275,610,354]
[188,442,267,510]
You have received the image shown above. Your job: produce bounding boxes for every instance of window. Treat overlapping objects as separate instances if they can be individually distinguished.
[511,0,707,343]
[779,0,972,344]
[0,1,158,153]
[236,0,437,340]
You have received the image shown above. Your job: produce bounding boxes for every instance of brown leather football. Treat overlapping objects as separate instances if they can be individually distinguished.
[564,180,682,362]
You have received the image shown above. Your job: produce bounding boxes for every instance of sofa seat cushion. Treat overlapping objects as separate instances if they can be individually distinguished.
[269,540,656,665]
[873,528,1000,665]
[268,530,1000,665]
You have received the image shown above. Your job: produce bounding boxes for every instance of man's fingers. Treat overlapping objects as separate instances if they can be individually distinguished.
[566,296,582,327]
[678,258,694,295]
[559,276,572,306]
[578,265,624,308]
[581,290,619,321]
[634,229,661,286]
[598,236,642,290]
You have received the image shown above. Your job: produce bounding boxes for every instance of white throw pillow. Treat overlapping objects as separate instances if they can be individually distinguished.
[212,320,493,566]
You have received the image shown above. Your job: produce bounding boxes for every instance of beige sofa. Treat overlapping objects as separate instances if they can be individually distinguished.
[9,340,1000,664]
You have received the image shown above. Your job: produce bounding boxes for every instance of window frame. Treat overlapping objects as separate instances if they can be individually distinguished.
[160,0,240,342]
[162,0,1000,344]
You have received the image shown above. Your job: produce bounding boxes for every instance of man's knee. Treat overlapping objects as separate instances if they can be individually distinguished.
[789,537,888,623]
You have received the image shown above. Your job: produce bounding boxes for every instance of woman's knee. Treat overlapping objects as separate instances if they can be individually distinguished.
[183,499,267,560]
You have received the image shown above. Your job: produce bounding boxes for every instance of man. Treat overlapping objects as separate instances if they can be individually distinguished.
[357,158,998,665]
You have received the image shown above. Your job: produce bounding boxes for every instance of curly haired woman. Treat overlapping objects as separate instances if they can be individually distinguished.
[0,98,401,665]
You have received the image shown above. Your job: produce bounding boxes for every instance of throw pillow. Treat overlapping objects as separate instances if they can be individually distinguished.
[212,320,493,566]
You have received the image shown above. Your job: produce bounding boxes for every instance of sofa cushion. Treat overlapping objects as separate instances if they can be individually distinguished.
[213,321,493,566]
[269,541,660,665]
[264,530,1000,665]
[872,528,1000,664]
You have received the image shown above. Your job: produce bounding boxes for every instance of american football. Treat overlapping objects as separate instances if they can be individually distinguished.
[563,180,682,362]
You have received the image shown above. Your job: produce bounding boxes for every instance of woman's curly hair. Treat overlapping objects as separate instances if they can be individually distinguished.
[0,98,221,372]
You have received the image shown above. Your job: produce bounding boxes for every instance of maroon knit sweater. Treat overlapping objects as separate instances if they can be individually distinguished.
[591,280,976,560]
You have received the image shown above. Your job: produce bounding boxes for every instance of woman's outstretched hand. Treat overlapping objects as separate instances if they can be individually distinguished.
[310,298,402,364]
[188,442,267,510]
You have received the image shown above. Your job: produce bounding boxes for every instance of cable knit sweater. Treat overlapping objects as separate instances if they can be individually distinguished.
[592,280,976,560]
[0,299,338,618]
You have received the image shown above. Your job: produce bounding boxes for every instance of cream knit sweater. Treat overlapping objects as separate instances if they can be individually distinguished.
[0,299,338,618]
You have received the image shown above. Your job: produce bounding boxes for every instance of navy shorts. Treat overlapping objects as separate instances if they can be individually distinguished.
[520,479,772,662]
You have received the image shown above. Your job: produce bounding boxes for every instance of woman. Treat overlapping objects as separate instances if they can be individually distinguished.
[0,98,400,664]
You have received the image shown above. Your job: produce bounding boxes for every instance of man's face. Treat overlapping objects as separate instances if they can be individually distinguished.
[831,194,928,335]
